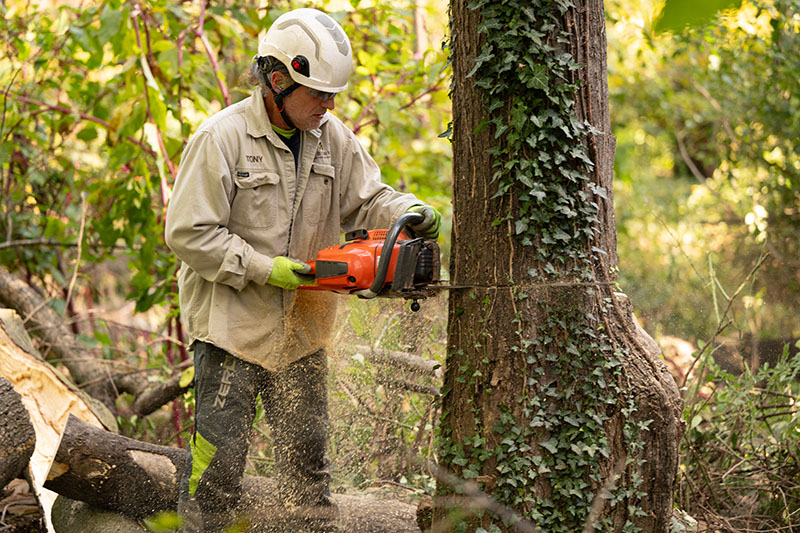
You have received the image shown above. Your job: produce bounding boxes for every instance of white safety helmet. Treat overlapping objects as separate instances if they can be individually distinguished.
[256,8,353,93]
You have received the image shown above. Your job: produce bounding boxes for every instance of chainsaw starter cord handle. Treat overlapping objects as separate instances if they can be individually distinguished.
[358,211,424,299]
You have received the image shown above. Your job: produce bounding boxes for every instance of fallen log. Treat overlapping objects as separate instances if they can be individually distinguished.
[0,376,36,489]
[51,496,146,533]
[0,309,113,533]
[45,414,184,518]
[46,415,420,532]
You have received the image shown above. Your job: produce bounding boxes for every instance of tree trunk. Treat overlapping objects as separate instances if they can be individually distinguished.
[0,377,36,489]
[435,0,683,531]
[46,415,420,532]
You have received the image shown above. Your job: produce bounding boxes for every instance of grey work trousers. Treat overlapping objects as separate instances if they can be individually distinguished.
[177,341,333,532]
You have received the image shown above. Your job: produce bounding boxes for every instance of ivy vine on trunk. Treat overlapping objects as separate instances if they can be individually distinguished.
[435,0,684,531]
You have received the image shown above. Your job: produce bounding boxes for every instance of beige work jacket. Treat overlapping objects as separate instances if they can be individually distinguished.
[165,92,420,370]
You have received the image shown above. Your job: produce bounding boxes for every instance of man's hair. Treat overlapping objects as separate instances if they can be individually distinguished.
[249,56,289,93]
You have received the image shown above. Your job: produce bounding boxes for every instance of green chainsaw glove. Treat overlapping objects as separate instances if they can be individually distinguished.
[407,204,441,240]
[267,256,313,290]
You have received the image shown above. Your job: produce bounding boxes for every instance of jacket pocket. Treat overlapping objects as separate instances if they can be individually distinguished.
[230,170,281,228]
[302,163,335,225]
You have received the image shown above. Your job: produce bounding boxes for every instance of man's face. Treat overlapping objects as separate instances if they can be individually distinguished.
[283,86,337,130]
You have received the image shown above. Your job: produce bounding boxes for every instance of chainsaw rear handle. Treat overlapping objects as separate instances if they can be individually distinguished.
[354,211,424,299]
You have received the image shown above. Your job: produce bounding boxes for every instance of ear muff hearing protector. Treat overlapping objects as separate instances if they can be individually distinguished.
[290,55,310,77]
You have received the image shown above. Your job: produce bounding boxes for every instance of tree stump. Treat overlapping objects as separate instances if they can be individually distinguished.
[0,377,35,489]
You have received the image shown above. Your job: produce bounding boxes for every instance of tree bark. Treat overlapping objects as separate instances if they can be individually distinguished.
[46,415,420,532]
[436,0,683,531]
[0,377,36,489]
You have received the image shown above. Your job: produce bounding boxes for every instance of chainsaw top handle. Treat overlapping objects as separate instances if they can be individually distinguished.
[356,211,424,299]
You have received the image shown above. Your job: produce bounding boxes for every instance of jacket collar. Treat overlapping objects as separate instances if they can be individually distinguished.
[245,90,325,141]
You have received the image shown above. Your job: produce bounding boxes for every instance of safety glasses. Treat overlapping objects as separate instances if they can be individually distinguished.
[306,87,338,100]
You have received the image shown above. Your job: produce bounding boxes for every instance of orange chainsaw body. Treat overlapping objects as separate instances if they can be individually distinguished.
[301,213,440,301]
[305,229,407,294]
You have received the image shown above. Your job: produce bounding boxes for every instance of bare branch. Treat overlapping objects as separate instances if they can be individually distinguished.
[351,344,442,377]
[127,372,190,416]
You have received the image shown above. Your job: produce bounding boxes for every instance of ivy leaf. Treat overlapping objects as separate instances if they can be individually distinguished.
[462,467,479,479]
[452,456,469,466]
[530,64,549,91]
[553,228,571,241]
[540,439,558,454]
[468,46,495,78]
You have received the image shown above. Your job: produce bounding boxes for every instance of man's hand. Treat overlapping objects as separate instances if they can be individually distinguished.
[267,257,314,290]
[407,204,442,240]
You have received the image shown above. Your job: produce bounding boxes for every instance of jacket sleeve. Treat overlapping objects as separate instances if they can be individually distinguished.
[338,131,421,232]
[165,130,272,291]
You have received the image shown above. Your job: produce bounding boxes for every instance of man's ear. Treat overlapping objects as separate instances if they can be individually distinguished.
[270,72,286,92]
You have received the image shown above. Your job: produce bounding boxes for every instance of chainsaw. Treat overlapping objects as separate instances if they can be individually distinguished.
[299,212,441,311]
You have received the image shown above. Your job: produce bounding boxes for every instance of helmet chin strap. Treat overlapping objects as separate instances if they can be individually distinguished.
[269,82,300,129]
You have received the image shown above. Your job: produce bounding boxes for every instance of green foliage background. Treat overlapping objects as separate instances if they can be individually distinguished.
[609,0,800,342]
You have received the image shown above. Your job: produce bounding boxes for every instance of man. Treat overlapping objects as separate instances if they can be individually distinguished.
[164,8,440,532]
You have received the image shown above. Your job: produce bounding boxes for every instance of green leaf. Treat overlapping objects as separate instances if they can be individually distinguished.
[530,64,549,91]
[148,91,167,130]
[97,5,124,44]
[553,228,571,241]
[462,467,479,479]
[540,439,558,454]
[654,0,743,33]
[179,366,195,388]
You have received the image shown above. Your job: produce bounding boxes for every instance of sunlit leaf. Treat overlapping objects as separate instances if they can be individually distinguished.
[654,0,743,33]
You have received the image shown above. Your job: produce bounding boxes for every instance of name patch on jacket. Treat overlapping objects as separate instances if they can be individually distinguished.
[314,148,332,165]
[246,155,263,164]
